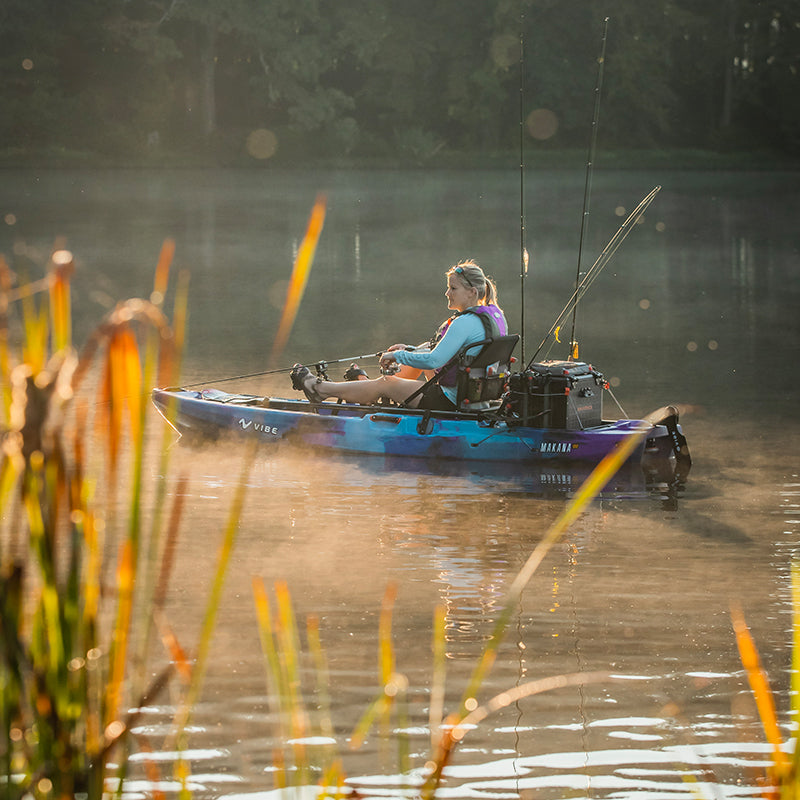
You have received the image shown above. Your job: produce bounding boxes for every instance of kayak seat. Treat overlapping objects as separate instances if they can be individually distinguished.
[399,334,520,412]
[454,334,520,410]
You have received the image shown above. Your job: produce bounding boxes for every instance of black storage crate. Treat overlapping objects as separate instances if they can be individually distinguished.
[507,360,605,429]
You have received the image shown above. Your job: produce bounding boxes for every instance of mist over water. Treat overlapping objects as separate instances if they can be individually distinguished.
[2,167,798,798]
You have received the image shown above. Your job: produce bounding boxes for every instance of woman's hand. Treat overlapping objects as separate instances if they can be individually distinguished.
[379,352,398,369]
[385,343,408,352]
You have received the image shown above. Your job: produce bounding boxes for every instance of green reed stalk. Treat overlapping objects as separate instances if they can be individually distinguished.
[170,442,254,772]
[254,578,341,789]
[0,244,239,800]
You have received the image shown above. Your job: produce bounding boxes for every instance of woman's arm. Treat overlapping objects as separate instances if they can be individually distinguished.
[391,315,483,370]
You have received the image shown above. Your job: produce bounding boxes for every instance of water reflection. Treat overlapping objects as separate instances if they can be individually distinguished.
[129,422,796,798]
[1,168,797,799]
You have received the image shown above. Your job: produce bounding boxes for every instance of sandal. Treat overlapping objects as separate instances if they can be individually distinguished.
[290,364,324,403]
[343,363,369,381]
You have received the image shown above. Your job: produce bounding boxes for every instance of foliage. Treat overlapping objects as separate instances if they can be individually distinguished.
[0,243,245,797]
[731,566,800,799]
[0,0,797,162]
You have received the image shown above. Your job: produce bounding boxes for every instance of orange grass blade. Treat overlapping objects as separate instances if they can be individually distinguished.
[152,239,175,306]
[100,336,122,475]
[790,562,800,797]
[22,297,48,374]
[429,604,447,750]
[160,269,189,388]
[119,325,143,444]
[253,577,284,697]
[0,255,13,413]
[49,250,73,352]
[792,563,800,719]
[349,690,392,750]
[731,603,789,776]
[106,539,135,728]
[153,477,187,612]
[252,577,290,788]
[379,583,397,685]
[154,609,192,684]
[275,580,309,744]
[270,194,327,366]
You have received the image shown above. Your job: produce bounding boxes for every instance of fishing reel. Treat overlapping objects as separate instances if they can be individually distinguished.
[312,362,330,381]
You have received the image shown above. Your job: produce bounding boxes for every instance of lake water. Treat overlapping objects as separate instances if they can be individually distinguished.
[1,167,799,798]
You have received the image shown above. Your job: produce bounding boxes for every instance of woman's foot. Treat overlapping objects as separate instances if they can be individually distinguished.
[290,364,324,403]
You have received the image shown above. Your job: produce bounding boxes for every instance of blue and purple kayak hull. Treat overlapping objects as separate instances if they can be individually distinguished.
[151,388,686,469]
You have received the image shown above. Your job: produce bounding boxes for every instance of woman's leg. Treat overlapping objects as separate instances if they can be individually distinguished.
[307,373,426,407]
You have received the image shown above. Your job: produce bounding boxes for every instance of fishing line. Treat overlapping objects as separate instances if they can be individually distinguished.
[568,17,609,359]
[181,350,384,389]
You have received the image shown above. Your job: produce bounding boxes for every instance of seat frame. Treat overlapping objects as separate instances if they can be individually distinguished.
[400,334,520,410]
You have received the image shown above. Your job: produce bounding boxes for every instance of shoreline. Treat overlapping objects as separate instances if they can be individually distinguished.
[1,146,798,172]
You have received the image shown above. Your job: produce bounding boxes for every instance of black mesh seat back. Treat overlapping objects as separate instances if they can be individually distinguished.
[464,334,520,369]
[456,334,520,406]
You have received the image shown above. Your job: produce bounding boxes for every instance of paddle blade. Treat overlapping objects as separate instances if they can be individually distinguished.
[270,194,327,366]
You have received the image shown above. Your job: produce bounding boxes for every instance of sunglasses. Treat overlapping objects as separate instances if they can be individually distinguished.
[453,265,475,288]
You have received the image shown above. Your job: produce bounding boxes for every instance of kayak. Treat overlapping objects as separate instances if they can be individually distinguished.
[151,362,691,485]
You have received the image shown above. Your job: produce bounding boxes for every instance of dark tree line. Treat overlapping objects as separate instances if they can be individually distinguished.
[1,0,798,164]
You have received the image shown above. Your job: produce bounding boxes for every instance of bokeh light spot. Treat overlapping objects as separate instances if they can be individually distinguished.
[708,339,718,351]
[686,341,698,352]
[656,221,666,232]
[490,34,518,69]
[22,59,34,71]
[638,298,650,310]
[615,206,626,217]
[246,128,278,160]
[610,376,621,387]
[526,108,559,141]
[4,213,16,225]
[52,249,73,266]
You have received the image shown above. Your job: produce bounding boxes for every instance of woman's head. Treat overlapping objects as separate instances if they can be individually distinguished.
[446,260,499,309]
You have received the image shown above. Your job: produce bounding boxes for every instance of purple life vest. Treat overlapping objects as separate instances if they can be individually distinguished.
[434,305,508,387]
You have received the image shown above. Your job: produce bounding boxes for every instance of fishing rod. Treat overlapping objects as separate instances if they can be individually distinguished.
[183,350,384,389]
[527,185,661,368]
[519,31,526,366]
[568,16,609,360]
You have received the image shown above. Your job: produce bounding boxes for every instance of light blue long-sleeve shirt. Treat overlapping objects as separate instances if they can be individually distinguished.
[393,313,493,404]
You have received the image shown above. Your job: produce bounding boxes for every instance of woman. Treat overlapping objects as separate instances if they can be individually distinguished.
[290,260,508,411]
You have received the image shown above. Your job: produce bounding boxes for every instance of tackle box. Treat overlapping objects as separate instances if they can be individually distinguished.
[508,360,605,429]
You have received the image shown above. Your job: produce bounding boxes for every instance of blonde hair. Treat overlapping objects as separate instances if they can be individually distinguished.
[447,259,500,308]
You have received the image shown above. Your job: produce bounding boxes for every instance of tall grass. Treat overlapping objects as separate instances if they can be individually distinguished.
[0,244,245,798]
[2,240,792,800]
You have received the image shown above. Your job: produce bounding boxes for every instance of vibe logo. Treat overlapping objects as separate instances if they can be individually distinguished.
[238,418,279,436]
